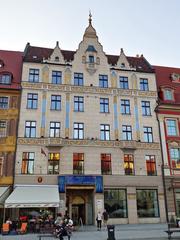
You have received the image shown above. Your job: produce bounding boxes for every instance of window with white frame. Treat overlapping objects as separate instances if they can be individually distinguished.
[21,152,35,174]
[143,126,153,142]
[140,78,149,91]
[120,99,130,114]
[73,122,84,139]
[25,121,36,138]
[170,148,180,169]
[99,75,108,88]
[28,69,39,82]
[74,73,83,86]
[100,98,109,113]
[119,76,129,89]
[74,96,84,112]
[166,119,178,136]
[142,101,151,116]
[100,124,110,140]
[49,122,60,137]
[52,71,62,84]
[122,125,132,140]
[51,95,61,110]
[27,93,38,109]
[0,97,8,109]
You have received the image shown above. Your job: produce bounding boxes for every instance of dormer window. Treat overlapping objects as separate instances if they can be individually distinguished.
[55,56,59,62]
[164,89,173,101]
[121,63,125,68]
[0,72,12,84]
[89,55,94,63]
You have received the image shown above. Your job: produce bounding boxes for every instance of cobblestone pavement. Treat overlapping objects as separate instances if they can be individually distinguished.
[0,223,177,240]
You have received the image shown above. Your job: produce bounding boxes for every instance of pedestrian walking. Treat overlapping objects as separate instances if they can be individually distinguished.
[96,211,102,231]
[103,209,109,227]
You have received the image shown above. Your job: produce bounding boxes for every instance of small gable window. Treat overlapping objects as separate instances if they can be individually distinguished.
[0,72,12,84]
[89,55,94,63]
[55,56,59,62]
[164,89,173,101]
[121,63,125,68]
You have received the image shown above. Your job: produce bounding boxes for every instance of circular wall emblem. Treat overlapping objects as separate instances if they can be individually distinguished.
[37,176,43,183]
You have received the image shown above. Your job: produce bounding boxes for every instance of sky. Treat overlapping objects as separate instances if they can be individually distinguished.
[1,0,180,67]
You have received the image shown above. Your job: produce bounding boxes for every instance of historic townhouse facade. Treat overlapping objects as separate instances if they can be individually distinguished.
[0,50,22,223]
[155,66,180,221]
[6,16,166,224]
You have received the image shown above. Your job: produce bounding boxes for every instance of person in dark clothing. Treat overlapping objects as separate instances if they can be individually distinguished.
[103,209,109,227]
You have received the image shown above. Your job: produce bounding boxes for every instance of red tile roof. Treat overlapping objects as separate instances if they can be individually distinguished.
[24,45,154,73]
[154,65,180,104]
[0,50,23,89]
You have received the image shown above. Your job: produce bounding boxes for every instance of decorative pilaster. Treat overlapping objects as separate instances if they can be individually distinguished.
[40,91,47,137]
[111,70,117,88]
[42,65,49,83]
[65,93,70,138]
[113,96,119,139]
[64,67,72,85]
[134,97,140,140]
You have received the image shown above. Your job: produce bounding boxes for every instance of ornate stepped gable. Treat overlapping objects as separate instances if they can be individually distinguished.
[23,14,154,74]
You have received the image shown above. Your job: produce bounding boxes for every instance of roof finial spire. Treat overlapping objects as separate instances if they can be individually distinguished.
[89,10,92,25]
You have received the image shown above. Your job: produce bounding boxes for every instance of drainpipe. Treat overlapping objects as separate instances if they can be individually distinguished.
[156,111,169,224]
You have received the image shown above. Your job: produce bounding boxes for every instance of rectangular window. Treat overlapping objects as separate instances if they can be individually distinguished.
[124,154,134,175]
[28,69,39,82]
[89,55,94,63]
[122,125,132,140]
[166,119,178,136]
[170,148,180,169]
[73,123,84,139]
[27,93,38,109]
[99,75,108,88]
[136,189,159,218]
[104,189,127,218]
[140,78,149,91]
[0,157,3,176]
[0,120,7,137]
[48,153,59,174]
[121,99,130,114]
[164,90,173,100]
[0,74,11,84]
[142,101,151,116]
[0,97,8,109]
[100,98,109,113]
[52,71,62,84]
[146,155,157,176]
[49,122,60,137]
[21,152,34,174]
[100,124,110,140]
[74,96,84,112]
[120,76,129,89]
[73,153,84,175]
[101,154,112,175]
[74,73,83,86]
[25,121,36,138]
[143,127,153,142]
[51,95,61,110]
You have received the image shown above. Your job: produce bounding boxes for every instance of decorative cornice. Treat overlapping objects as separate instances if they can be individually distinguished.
[0,109,18,117]
[17,137,160,150]
[21,82,157,98]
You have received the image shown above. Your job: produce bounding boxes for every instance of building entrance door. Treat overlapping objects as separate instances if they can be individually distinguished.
[67,189,93,225]
[72,203,85,225]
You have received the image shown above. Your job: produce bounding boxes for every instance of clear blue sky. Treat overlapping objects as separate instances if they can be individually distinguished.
[1,0,180,67]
